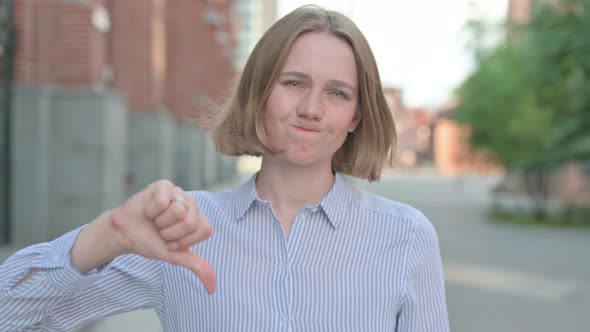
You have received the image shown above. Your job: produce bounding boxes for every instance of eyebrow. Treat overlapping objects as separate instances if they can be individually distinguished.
[280,71,357,94]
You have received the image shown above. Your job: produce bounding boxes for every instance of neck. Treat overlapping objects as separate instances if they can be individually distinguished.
[256,155,335,214]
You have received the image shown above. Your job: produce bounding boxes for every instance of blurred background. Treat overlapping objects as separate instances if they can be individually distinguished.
[0,0,588,331]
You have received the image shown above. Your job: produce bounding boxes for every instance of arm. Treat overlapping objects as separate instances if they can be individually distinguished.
[12,209,123,289]
[0,180,216,331]
[0,226,163,331]
[396,213,450,332]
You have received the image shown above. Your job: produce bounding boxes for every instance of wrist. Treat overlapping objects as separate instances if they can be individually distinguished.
[104,209,133,255]
[71,210,129,274]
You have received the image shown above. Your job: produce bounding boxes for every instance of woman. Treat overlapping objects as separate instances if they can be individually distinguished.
[0,5,449,331]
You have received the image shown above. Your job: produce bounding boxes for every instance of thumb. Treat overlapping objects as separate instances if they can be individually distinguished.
[166,251,217,294]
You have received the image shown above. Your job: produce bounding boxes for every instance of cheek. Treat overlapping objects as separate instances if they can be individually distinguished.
[329,111,359,136]
[262,110,276,143]
[263,94,294,135]
[265,95,291,119]
[263,103,286,144]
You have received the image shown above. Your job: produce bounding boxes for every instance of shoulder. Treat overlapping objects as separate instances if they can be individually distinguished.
[185,190,234,214]
[351,186,436,235]
[352,186,427,222]
[350,187,442,270]
[184,175,257,221]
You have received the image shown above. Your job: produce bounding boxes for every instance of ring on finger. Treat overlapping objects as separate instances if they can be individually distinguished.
[172,193,189,209]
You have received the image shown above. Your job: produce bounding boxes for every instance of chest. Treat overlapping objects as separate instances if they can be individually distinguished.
[160,216,407,331]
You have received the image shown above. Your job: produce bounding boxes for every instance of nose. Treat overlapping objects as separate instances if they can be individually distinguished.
[296,91,324,120]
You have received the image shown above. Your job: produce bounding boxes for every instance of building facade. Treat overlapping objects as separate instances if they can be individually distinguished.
[2,0,246,245]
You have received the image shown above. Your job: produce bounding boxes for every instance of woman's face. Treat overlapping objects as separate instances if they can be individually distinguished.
[263,31,361,168]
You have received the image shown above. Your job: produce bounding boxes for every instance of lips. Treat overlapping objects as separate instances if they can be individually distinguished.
[292,125,321,133]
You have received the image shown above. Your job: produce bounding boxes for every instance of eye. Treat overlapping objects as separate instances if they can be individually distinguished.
[331,90,349,99]
[284,80,303,88]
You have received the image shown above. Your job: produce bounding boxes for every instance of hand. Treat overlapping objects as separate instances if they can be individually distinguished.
[110,180,216,294]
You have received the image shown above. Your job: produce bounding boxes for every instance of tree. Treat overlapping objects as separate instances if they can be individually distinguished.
[526,0,590,164]
[454,0,590,219]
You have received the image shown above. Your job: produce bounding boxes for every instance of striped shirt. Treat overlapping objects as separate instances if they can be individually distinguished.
[0,173,450,331]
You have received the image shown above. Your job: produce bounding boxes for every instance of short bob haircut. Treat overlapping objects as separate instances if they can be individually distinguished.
[212,5,396,181]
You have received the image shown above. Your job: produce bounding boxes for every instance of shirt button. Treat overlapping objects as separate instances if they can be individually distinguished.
[280,263,288,270]
[281,315,288,323]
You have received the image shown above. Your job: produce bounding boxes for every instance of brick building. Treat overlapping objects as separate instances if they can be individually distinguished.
[383,87,436,168]
[508,0,532,25]
[432,103,502,175]
[1,0,243,245]
[13,0,235,117]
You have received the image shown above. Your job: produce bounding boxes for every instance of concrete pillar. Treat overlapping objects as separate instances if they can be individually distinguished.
[217,154,237,184]
[127,110,175,196]
[11,86,127,246]
[48,89,126,241]
[10,86,52,246]
[174,124,207,191]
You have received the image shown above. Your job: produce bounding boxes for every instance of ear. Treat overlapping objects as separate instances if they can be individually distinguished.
[348,110,361,132]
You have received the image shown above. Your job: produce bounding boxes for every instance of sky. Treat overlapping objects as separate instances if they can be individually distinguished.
[277,0,509,109]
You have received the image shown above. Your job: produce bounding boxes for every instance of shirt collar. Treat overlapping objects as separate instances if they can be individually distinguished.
[230,173,259,221]
[318,172,354,229]
[230,172,354,229]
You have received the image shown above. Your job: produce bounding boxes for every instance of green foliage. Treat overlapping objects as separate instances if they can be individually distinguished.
[491,209,590,228]
[455,42,555,169]
[455,0,590,171]
[528,0,590,163]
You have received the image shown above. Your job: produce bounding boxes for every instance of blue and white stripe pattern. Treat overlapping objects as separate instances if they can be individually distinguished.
[0,173,450,331]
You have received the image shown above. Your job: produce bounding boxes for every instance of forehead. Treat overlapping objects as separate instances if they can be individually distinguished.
[281,31,358,86]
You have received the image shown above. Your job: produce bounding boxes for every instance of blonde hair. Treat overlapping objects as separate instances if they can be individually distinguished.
[212,5,395,181]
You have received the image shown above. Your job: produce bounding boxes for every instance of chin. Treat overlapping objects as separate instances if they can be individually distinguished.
[282,150,329,168]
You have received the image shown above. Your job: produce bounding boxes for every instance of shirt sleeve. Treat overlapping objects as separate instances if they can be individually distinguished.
[0,226,164,331]
[396,212,450,332]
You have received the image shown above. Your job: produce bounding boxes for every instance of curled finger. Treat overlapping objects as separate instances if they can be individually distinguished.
[144,180,175,219]
[159,217,199,242]
[171,222,213,250]
[154,199,188,229]
[172,187,189,210]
